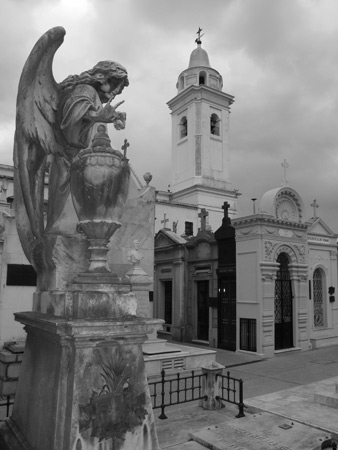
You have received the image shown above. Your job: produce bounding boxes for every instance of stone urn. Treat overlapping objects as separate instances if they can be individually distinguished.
[70,143,130,281]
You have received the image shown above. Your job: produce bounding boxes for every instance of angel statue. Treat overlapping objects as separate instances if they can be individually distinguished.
[14,27,129,273]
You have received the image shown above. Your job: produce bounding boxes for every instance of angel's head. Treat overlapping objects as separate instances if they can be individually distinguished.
[60,60,129,102]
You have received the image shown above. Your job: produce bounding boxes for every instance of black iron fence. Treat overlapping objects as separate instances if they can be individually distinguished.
[1,371,245,422]
[148,369,204,419]
[148,369,245,419]
[0,396,14,421]
[218,370,245,418]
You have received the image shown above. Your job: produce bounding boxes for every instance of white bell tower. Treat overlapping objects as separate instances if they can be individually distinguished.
[167,32,239,220]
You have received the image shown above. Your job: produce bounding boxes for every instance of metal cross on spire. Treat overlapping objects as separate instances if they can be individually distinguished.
[281,159,289,187]
[311,199,319,219]
[195,27,204,44]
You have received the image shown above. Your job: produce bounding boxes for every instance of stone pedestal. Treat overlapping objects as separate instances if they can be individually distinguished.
[199,361,225,411]
[130,279,152,319]
[314,382,338,409]
[1,285,161,450]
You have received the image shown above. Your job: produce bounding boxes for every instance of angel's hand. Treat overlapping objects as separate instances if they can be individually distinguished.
[95,100,125,123]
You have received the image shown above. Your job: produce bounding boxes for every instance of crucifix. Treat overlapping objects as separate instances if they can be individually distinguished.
[222,201,231,225]
[222,201,230,219]
[121,139,130,159]
[198,208,208,232]
[161,213,169,229]
[281,159,289,186]
[311,199,319,218]
[195,27,204,44]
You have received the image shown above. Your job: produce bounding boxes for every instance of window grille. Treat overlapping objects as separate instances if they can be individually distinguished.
[240,318,256,352]
[313,269,325,327]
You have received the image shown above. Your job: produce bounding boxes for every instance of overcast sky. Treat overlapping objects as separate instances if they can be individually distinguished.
[1,0,338,230]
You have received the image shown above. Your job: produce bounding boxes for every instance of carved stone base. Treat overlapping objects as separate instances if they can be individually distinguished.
[0,312,161,450]
[33,283,137,319]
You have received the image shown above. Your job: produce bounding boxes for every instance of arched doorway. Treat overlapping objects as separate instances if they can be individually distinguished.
[274,253,293,350]
[313,268,326,328]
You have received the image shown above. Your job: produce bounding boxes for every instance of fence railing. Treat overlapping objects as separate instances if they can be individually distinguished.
[148,369,245,419]
[218,371,245,418]
[1,370,245,423]
[0,396,14,421]
[148,369,205,419]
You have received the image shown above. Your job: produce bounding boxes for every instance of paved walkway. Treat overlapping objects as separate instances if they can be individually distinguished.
[155,344,338,449]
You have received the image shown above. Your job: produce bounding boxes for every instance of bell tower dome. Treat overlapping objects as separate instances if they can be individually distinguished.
[167,30,239,222]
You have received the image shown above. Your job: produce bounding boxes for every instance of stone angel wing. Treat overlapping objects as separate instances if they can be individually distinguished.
[13,27,65,266]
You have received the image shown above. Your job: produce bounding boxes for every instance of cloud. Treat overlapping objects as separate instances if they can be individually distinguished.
[0,0,337,228]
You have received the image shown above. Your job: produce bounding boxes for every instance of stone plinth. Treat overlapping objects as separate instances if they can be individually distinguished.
[189,411,328,450]
[314,383,338,409]
[33,283,137,319]
[199,361,224,411]
[1,311,161,450]
[130,278,152,318]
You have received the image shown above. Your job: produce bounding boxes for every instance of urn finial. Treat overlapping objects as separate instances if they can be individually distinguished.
[91,124,111,148]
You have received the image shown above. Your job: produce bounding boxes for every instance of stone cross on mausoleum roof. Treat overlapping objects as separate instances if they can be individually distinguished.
[161,213,169,229]
[222,201,231,226]
[311,199,319,219]
[281,159,289,187]
[198,208,209,232]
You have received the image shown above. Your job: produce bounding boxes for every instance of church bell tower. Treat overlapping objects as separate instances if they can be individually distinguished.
[167,31,239,222]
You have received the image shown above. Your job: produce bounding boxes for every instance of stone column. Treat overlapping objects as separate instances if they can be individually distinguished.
[199,361,225,410]
[289,263,309,351]
[260,261,279,358]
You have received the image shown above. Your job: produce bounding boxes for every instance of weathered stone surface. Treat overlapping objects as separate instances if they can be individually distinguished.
[200,361,225,411]
[7,25,159,450]
[190,412,328,450]
[314,385,338,409]
[1,312,161,450]
[33,284,137,319]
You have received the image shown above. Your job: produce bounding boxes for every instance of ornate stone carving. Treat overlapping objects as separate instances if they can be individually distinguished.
[126,239,150,284]
[264,241,278,261]
[264,227,277,235]
[14,26,129,276]
[273,244,298,263]
[79,346,147,443]
[294,244,306,263]
[275,198,298,221]
[330,250,337,260]
[274,188,304,222]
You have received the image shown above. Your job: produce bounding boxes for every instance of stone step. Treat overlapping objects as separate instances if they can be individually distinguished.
[314,391,338,409]
[171,441,209,449]
[189,412,329,450]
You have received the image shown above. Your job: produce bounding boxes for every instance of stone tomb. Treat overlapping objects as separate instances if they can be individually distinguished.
[190,411,330,450]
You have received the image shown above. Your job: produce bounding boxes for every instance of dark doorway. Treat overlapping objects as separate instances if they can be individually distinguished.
[274,253,293,350]
[196,280,209,341]
[218,278,236,351]
[163,280,173,327]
